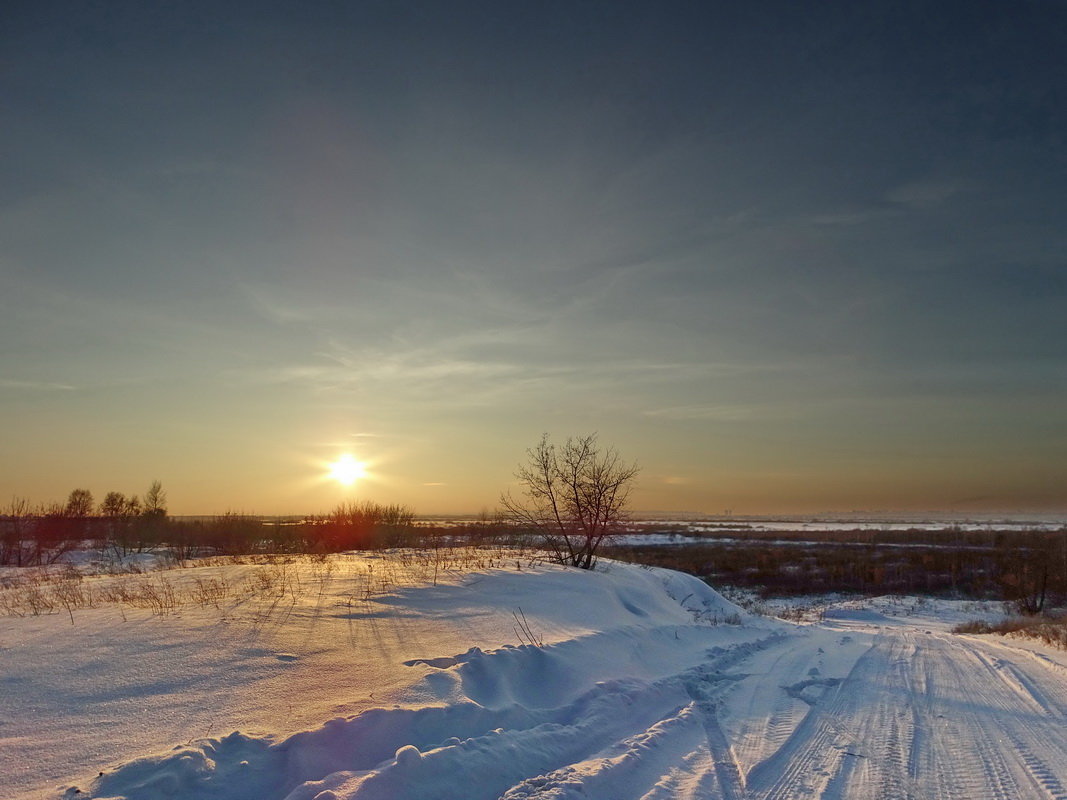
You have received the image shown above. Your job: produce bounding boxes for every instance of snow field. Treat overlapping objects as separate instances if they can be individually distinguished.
[2,552,762,799]
[5,551,1067,799]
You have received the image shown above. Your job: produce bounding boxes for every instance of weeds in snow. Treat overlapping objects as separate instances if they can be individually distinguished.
[953,612,1067,650]
[513,607,543,647]
[0,545,552,624]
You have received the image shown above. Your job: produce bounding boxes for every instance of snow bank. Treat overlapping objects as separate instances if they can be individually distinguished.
[1,554,763,799]
[16,554,1066,799]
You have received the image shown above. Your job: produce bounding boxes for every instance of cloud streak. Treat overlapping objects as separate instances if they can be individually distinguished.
[0,379,76,392]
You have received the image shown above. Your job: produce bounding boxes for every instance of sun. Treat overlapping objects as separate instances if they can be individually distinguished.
[328,454,367,486]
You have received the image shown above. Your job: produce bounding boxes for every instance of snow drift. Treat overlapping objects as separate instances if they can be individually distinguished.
[8,551,1067,800]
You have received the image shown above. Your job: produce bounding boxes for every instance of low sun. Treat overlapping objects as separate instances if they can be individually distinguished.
[328,454,367,486]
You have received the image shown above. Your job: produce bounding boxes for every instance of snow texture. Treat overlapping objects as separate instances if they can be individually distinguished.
[3,554,1067,799]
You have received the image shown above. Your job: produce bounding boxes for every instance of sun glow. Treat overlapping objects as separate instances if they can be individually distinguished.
[328,454,367,486]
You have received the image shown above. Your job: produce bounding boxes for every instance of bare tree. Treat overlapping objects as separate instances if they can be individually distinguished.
[127,481,168,554]
[99,491,128,518]
[500,433,639,569]
[99,491,144,556]
[65,488,95,517]
[34,501,83,564]
[142,481,167,517]
[999,530,1056,614]
[1,497,32,566]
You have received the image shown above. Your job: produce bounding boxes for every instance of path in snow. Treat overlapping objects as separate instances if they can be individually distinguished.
[81,618,1067,800]
[486,626,1067,800]
[739,628,1067,800]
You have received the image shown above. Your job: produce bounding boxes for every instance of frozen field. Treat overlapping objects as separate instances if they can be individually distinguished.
[2,552,1067,799]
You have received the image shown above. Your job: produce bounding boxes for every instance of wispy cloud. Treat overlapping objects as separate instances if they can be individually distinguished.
[246,345,784,415]
[0,379,76,392]
[885,180,972,210]
[644,404,757,421]
[809,180,975,227]
[810,206,899,227]
[658,475,692,485]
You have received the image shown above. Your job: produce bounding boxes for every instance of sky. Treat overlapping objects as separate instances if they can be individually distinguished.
[2,0,1066,516]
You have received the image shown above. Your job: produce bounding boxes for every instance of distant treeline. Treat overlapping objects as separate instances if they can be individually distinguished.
[604,526,1067,613]
[9,487,1066,615]
[0,486,514,567]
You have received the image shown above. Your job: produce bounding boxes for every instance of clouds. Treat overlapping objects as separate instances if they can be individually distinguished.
[0,379,76,393]
[2,1,1065,512]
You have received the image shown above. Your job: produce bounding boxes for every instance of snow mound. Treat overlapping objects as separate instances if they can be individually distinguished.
[34,558,761,800]
[23,554,1067,799]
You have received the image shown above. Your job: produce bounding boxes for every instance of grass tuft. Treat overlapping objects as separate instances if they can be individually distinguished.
[953,612,1067,649]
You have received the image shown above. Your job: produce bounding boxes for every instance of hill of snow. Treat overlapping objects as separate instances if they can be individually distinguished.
[3,550,1067,799]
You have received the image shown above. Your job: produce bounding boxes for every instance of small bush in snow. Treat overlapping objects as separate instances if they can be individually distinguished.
[953,612,1067,650]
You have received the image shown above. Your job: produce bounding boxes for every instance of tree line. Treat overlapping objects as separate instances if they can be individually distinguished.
[2,433,640,570]
[1,482,168,566]
[604,526,1067,614]
[0,484,428,565]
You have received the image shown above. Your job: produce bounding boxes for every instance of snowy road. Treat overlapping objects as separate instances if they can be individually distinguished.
[729,627,1067,800]
[481,624,1067,800]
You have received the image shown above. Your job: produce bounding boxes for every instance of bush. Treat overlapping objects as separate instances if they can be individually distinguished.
[500,433,638,569]
[953,612,1067,649]
[306,501,417,552]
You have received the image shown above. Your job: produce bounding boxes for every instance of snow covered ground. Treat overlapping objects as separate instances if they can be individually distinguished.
[3,552,1067,799]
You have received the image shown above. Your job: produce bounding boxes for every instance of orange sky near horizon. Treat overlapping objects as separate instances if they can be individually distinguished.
[3,3,1066,518]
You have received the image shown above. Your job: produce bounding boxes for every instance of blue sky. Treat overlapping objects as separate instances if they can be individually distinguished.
[3,1,1065,514]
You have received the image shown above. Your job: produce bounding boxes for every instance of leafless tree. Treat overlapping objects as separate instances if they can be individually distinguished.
[34,501,83,564]
[500,433,639,569]
[1000,530,1058,614]
[99,491,128,518]
[142,481,167,517]
[99,491,144,556]
[1,497,32,566]
[65,488,95,517]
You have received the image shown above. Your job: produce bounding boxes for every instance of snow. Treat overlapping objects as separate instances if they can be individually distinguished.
[3,551,1067,799]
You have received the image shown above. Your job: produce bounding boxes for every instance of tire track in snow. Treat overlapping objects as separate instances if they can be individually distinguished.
[931,634,1027,800]
[495,656,762,799]
[79,617,1067,800]
[742,628,1067,800]
[492,633,791,800]
[742,631,940,800]
[906,655,965,800]
[889,632,1067,800]
[635,747,720,800]
[944,636,1067,799]
[688,696,746,800]
[499,702,709,800]
[969,647,1053,717]
[1001,726,1067,800]
[1000,661,1067,718]
[743,647,866,800]
[968,639,1067,719]
[487,627,1067,800]
[726,632,828,780]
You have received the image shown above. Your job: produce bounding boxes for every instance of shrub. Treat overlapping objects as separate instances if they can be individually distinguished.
[953,612,1067,650]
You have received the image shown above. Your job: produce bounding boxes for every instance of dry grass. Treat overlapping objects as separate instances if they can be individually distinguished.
[0,545,550,624]
[953,612,1067,650]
